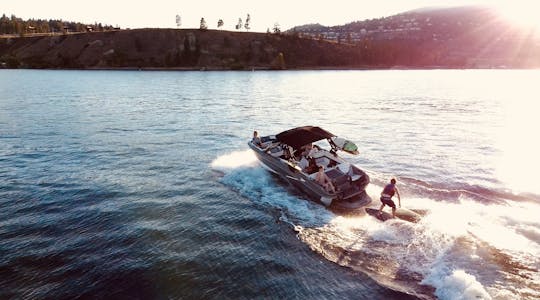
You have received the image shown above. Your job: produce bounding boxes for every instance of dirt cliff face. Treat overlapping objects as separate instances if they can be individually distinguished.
[0,29,365,70]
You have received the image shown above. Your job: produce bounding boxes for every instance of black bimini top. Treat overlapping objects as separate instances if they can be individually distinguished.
[276,126,335,150]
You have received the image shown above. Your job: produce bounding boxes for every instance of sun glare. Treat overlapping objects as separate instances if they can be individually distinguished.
[495,2,540,30]
[494,71,540,194]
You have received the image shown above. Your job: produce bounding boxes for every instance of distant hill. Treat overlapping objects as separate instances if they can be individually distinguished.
[289,6,510,41]
[1,6,539,69]
[289,23,327,32]
[288,5,540,68]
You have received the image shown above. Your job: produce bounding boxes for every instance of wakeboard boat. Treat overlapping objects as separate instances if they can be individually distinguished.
[248,126,371,212]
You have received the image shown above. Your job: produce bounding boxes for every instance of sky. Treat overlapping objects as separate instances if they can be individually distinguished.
[3,0,540,32]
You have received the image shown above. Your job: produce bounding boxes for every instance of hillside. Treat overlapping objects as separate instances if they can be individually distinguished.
[289,6,540,68]
[0,29,370,70]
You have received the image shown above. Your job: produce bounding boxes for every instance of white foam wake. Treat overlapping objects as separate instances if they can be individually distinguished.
[424,269,492,300]
[211,150,540,299]
[210,149,258,172]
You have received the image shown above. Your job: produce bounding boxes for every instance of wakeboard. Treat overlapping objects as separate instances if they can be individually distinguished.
[365,207,422,223]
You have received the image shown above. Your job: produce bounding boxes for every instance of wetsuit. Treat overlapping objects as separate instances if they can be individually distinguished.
[380,183,396,208]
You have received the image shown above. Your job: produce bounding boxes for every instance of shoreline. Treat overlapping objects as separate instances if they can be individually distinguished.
[1,66,538,71]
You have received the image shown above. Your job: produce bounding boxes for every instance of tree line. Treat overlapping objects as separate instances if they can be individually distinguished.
[0,14,115,35]
[194,13,252,31]
[177,13,282,33]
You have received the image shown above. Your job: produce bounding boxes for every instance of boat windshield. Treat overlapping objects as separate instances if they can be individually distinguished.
[313,139,332,151]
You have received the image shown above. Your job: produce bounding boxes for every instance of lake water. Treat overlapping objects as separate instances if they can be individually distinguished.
[1,69,539,299]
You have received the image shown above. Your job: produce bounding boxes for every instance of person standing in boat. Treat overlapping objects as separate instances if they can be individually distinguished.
[378,178,401,218]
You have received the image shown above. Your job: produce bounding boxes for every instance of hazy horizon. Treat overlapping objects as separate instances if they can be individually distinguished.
[3,0,539,32]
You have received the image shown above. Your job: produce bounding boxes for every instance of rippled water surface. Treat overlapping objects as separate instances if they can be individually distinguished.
[1,69,539,299]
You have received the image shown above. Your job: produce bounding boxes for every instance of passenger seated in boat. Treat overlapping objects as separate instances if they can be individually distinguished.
[299,156,318,174]
[252,131,262,147]
[281,146,292,160]
[315,166,336,193]
[308,144,321,157]
[327,159,337,168]
[300,144,314,157]
[305,157,318,174]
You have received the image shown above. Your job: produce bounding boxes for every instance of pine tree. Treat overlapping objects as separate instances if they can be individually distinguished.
[235,18,242,30]
[200,18,207,30]
[244,14,251,31]
[273,22,281,34]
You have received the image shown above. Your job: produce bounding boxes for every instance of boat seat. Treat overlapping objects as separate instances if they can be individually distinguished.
[268,146,284,157]
[333,175,350,187]
[315,157,330,168]
[261,135,276,143]
[337,162,351,173]
[310,150,326,158]
[337,162,363,181]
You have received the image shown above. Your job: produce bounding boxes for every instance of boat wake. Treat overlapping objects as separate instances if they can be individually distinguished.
[211,150,540,300]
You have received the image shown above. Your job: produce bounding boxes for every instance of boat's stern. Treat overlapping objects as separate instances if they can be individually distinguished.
[330,190,372,214]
